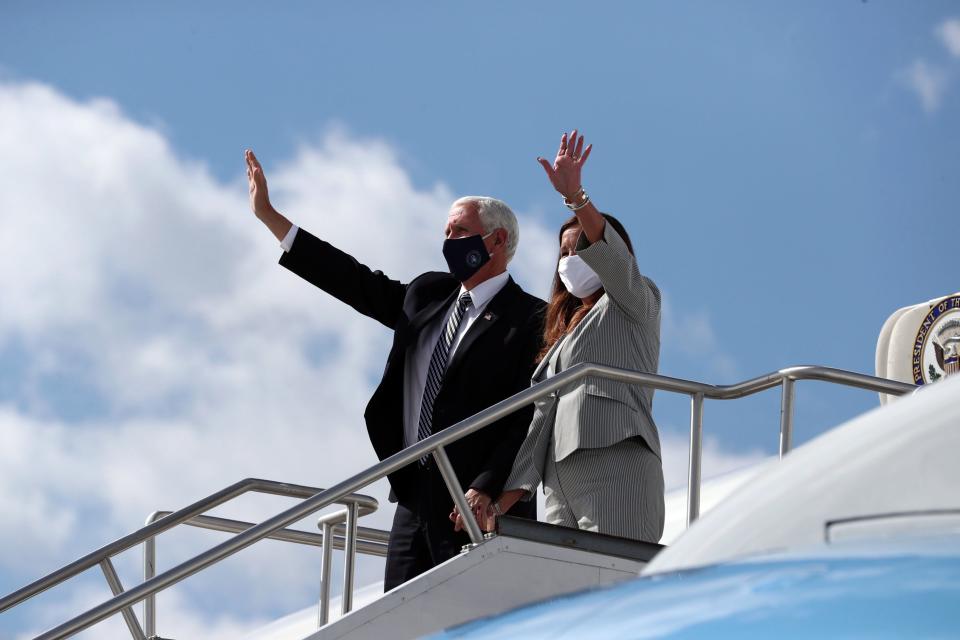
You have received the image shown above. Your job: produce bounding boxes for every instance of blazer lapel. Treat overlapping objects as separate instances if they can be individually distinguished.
[444,277,517,379]
[531,338,563,382]
[531,293,608,380]
[579,293,607,326]
[405,288,458,345]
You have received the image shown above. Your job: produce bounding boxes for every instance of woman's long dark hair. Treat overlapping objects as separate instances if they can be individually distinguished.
[537,213,635,363]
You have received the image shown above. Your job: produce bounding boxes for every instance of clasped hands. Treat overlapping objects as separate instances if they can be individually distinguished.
[449,488,497,533]
[449,488,527,533]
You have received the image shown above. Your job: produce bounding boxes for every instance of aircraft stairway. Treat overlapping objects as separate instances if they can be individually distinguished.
[0,363,913,639]
[303,516,662,640]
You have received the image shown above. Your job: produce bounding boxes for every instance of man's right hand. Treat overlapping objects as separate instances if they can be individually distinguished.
[245,149,292,242]
[246,149,274,219]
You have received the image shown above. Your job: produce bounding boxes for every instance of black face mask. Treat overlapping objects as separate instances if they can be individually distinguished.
[442,232,493,282]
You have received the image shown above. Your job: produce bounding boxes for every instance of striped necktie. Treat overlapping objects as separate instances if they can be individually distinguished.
[417,292,473,463]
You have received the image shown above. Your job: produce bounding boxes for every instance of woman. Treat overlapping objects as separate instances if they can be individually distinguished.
[461,130,665,542]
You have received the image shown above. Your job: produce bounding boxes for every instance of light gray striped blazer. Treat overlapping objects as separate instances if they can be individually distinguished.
[506,221,662,493]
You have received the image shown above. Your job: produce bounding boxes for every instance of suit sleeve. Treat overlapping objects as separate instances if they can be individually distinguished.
[467,308,545,497]
[278,227,407,328]
[576,221,661,323]
[501,404,549,499]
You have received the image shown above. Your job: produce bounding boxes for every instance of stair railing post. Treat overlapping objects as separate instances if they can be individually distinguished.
[143,511,161,638]
[686,392,705,527]
[318,519,334,626]
[433,446,484,544]
[779,377,796,457]
[341,502,359,615]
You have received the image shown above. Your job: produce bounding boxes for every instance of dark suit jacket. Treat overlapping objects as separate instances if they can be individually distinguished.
[279,228,546,517]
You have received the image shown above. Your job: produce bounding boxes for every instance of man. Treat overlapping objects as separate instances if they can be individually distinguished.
[244,150,545,590]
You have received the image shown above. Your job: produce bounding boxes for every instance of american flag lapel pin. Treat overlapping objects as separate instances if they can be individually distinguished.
[483,312,494,321]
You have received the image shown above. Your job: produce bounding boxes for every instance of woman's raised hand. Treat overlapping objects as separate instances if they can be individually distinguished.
[537,130,592,201]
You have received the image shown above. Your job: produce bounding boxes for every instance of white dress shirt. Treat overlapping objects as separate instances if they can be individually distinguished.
[402,270,510,447]
[280,224,300,252]
[280,225,511,448]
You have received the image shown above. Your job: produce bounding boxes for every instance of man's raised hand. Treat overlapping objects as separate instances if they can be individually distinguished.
[246,149,274,220]
[245,150,293,242]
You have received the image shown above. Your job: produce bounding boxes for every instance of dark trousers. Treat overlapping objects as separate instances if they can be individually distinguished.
[383,501,470,591]
[383,470,537,592]
[383,466,473,592]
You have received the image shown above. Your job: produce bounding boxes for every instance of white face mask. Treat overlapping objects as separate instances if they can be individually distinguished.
[558,255,603,299]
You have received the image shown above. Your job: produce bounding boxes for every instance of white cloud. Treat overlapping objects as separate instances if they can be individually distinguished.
[661,298,739,381]
[899,59,949,114]
[937,18,960,57]
[659,431,766,492]
[15,584,264,640]
[896,18,960,114]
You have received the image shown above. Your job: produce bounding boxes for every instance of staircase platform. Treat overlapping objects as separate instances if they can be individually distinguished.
[305,517,662,640]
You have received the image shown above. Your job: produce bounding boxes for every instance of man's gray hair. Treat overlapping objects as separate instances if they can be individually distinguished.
[452,196,520,262]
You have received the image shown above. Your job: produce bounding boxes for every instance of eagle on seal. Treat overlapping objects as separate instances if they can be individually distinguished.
[933,319,960,377]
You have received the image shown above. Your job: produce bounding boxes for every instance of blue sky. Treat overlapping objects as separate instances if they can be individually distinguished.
[0,2,957,637]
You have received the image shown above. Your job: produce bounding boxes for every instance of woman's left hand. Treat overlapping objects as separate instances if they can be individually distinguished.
[538,130,592,200]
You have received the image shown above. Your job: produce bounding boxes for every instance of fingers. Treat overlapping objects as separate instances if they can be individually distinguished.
[472,504,486,525]
[250,157,268,190]
[579,143,592,165]
[246,150,264,178]
[451,506,495,533]
[566,130,578,158]
[466,490,490,507]
[537,156,556,175]
[245,150,267,189]
[483,507,497,532]
[556,130,588,161]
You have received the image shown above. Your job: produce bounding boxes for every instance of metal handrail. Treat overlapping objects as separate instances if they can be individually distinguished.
[146,511,390,554]
[4,363,915,639]
[142,510,390,634]
[0,479,377,638]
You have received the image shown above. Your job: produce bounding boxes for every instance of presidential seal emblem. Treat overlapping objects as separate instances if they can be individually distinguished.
[913,293,960,385]
[465,250,483,268]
